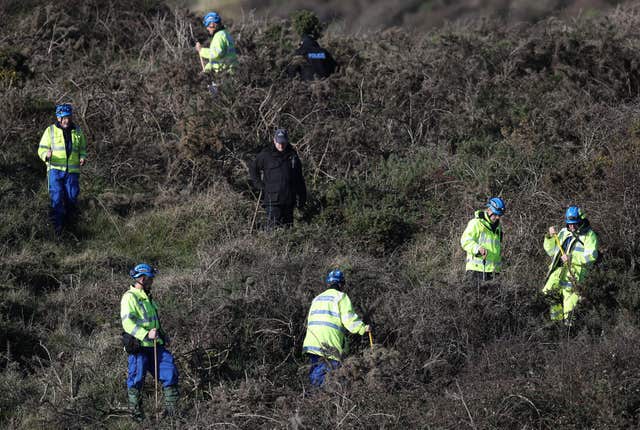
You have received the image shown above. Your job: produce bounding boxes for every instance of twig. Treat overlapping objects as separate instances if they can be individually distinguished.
[249,191,262,234]
[232,413,284,425]
[455,380,477,430]
[95,197,122,238]
[337,404,358,427]
[500,394,542,430]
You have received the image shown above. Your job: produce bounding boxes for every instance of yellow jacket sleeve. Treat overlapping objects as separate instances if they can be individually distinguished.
[37,126,52,162]
[543,234,558,257]
[78,131,87,159]
[338,294,366,335]
[460,218,481,255]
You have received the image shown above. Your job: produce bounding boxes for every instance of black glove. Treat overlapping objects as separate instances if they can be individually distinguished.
[122,332,141,354]
[159,329,170,346]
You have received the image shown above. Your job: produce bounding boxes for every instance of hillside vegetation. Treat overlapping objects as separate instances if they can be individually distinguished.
[235,0,624,31]
[2,0,640,428]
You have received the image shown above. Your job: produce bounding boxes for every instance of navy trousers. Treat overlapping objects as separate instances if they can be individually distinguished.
[48,169,79,232]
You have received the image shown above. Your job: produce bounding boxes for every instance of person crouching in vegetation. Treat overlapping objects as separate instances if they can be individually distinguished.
[195,11,238,94]
[460,197,505,288]
[249,129,307,229]
[288,10,337,81]
[302,270,371,388]
[37,103,87,237]
[542,206,599,323]
[121,264,179,421]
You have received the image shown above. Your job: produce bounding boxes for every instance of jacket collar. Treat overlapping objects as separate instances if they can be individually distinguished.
[475,210,500,231]
[55,121,77,131]
[300,35,321,50]
[270,144,294,156]
[129,285,149,300]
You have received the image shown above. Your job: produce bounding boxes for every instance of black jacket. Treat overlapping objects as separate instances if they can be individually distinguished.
[249,144,307,208]
[293,35,337,81]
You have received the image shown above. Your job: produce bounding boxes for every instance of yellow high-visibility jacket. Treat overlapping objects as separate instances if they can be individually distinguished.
[543,226,599,288]
[460,210,503,273]
[120,286,164,348]
[199,28,238,73]
[37,124,87,173]
[302,288,366,361]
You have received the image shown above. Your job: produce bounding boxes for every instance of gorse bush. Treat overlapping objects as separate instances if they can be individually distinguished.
[291,10,323,39]
[1,0,640,428]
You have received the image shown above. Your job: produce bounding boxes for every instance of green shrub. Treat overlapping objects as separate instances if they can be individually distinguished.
[291,10,323,39]
[2,1,640,427]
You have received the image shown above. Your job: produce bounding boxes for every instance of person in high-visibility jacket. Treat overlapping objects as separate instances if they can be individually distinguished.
[37,104,87,236]
[120,264,179,421]
[460,197,505,287]
[302,269,370,387]
[195,12,238,74]
[542,206,599,322]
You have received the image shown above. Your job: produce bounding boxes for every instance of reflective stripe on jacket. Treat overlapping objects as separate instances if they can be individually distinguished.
[199,28,238,73]
[120,286,163,347]
[460,210,502,273]
[37,124,87,173]
[543,226,599,286]
[302,288,366,361]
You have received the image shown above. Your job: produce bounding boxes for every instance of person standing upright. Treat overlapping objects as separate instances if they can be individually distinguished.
[460,197,505,288]
[196,11,238,73]
[195,11,238,95]
[542,206,599,323]
[121,264,179,421]
[249,129,307,229]
[37,103,87,236]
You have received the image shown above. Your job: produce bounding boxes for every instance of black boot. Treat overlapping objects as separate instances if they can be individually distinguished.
[127,387,144,422]
[163,385,180,417]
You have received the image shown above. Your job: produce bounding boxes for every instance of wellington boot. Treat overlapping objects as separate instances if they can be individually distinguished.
[207,82,219,97]
[127,387,144,422]
[163,385,180,417]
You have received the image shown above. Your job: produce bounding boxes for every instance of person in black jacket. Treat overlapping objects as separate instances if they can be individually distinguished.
[290,34,337,81]
[249,129,307,229]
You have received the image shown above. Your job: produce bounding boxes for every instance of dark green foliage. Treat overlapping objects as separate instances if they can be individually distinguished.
[0,48,31,86]
[2,0,640,428]
[291,10,323,39]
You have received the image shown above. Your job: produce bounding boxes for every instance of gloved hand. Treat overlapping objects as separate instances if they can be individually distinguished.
[157,329,170,345]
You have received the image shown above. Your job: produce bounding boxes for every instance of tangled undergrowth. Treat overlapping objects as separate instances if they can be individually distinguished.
[2,0,640,428]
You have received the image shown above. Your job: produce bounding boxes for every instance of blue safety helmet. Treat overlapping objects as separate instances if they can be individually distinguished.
[203,12,221,27]
[487,197,505,216]
[129,263,157,279]
[325,269,345,286]
[565,206,585,225]
[55,104,73,118]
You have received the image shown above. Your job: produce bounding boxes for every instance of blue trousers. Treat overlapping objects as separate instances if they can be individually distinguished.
[48,169,79,231]
[308,354,341,387]
[127,346,179,389]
